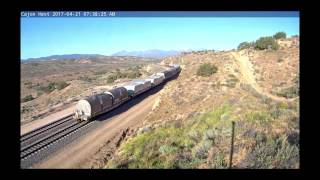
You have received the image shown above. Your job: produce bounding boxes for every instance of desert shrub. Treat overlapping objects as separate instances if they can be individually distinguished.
[24,81,32,86]
[254,36,279,50]
[273,32,287,39]
[78,76,93,82]
[126,70,142,79]
[192,140,213,159]
[225,74,239,88]
[35,81,69,94]
[245,111,272,124]
[21,106,31,113]
[94,70,108,75]
[188,130,201,142]
[36,82,56,93]
[196,63,218,77]
[209,152,228,169]
[107,67,142,83]
[204,129,216,141]
[22,95,34,102]
[277,85,299,98]
[242,135,299,168]
[237,41,253,50]
[107,74,118,83]
[55,81,69,90]
[278,58,284,62]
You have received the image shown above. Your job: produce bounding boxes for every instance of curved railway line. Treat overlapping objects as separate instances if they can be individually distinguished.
[20,65,181,168]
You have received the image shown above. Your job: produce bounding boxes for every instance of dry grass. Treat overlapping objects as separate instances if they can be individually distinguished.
[105,38,299,169]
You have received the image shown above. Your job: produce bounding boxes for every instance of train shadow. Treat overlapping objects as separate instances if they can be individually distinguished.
[93,71,181,122]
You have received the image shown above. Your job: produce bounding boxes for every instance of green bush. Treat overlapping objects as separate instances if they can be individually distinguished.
[107,73,119,83]
[22,95,34,102]
[36,82,56,93]
[107,67,142,83]
[245,111,272,124]
[78,76,93,82]
[35,81,69,94]
[196,63,218,77]
[237,41,254,50]
[254,36,279,50]
[277,85,299,98]
[126,71,142,79]
[55,81,69,90]
[225,74,239,88]
[241,135,299,168]
[273,32,287,39]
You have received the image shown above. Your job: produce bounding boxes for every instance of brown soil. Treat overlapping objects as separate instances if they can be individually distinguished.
[231,50,297,102]
[32,88,159,168]
[21,103,75,136]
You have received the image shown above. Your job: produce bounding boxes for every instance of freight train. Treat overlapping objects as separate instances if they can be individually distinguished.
[73,64,181,121]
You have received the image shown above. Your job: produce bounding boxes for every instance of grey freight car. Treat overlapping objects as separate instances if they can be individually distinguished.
[104,87,129,104]
[160,69,176,79]
[145,74,165,86]
[73,93,113,121]
[124,79,151,97]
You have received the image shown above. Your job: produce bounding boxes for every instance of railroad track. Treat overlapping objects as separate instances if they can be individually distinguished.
[20,115,94,160]
[21,114,74,142]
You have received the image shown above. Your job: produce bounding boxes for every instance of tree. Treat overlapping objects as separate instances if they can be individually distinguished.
[254,36,279,50]
[238,42,251,50]
[273,32,287,39]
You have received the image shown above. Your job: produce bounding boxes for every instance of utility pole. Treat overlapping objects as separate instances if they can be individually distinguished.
[229,121,235,169]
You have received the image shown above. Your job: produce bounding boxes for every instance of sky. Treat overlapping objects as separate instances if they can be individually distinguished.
[21,12,299,59]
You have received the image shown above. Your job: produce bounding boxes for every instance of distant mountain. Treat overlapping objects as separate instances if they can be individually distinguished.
[22,54,104,61]
[112,49,182,59]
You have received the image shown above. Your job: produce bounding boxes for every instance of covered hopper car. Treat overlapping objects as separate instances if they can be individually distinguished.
[74,64,181,121]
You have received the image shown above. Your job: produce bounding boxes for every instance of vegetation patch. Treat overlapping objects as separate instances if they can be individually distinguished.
[225,74,239,88]
[240,135,299,168]
[35,81,69,94]
[196,63,218,77]
[273,32,287,39]
[254,36,279,50]
[276,75,299,98]
[107,66,142,83]
[22,95,35,102]
[237,32,285,50]
[106,104,232,169]
[277,85,299,98]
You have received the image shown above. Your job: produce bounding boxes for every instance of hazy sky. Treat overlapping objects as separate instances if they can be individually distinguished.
[21,11,299,59]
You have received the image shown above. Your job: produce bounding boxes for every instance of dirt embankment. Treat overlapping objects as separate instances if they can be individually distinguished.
[21,104,75,135]
[33,87,160,168]
[231,51,297,102]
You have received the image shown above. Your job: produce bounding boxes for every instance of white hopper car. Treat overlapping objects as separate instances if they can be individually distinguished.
[124,79,152,97]
[145,74,165,87]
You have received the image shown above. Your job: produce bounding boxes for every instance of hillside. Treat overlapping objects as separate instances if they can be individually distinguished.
[21,56,161,124]
[22,54,104,61]
[105,38,299,168]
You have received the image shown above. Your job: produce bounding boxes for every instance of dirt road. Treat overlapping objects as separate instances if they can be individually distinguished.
[33,85,162,168]
[231,51,297,102]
